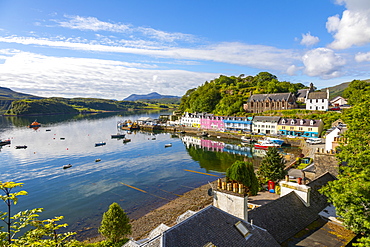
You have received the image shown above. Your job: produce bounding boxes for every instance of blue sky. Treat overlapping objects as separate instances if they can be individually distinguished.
[0,0,370,100]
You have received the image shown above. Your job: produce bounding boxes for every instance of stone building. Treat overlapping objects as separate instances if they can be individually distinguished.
[243,92,297,113]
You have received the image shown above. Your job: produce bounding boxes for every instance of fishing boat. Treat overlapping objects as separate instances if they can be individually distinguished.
[15,145,27,149]
[165,143,172,147]
[29,120,41,128]
[95,142,106,147]
[122,138,131,143]
[254,140,281,149]
[111,133,126,139]
[117,120,139,131]
[63,164,72,169]
[0,139,11,146]
[95,159,101,162]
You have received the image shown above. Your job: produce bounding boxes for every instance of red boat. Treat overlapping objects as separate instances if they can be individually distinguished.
[254,140,281,149]
[29,121,41,129]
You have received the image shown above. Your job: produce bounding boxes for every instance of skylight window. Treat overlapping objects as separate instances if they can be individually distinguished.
[235,221,250,237]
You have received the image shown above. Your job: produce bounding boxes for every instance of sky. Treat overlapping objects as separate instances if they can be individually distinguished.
[0,0,370,100]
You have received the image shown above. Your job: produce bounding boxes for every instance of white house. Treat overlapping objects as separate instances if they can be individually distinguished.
[325,122,347,151]
[180,112,202,128]
[306,89,329,111]
[252,116,280,134]
[330,96,348,107]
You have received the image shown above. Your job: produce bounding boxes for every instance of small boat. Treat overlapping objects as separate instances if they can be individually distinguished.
[254,140,281,149]
[29,120,41,128]
[63,164,72,169]
[0,139,11,146]
[111,134,126,139]
[241,136,252,143]
[95,159,101,162]
[60,137,65,140]
[95,142,106,147]
[265,137,285,145]
[165,143,172,147]
[122,138,131,143]
[15,145,27,149]
[46,129,51,132]
[198,132,208,137]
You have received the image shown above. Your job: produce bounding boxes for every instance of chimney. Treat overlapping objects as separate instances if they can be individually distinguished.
[279,180,311,207]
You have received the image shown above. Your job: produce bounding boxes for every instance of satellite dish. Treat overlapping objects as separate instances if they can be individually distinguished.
[207,188,214,196]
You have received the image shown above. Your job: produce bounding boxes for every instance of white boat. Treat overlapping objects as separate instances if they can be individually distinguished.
[265,137,285,145]
[254,140,281,149]
[241,136,252,143]
[165,143,172,147]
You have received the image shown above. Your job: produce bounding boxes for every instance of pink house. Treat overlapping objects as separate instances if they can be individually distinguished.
[200,139,225,152]
[200,114,225,131]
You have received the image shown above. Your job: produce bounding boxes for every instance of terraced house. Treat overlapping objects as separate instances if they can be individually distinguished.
[277,118,324,138]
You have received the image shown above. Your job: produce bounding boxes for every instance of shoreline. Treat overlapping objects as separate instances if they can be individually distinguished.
[84,180,218,243]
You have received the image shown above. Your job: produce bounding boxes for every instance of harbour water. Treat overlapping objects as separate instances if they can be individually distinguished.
[0,111,299,239]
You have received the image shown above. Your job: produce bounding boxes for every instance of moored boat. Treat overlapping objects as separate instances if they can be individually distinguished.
[0,139,11,146]
[241,136,252,143]
[29,120,41,128]
[265,137,285,145]
[122,138,131,143]
[95,142,106,147]
[165,143,172,147]
[254,140,281,149]
[15,145,27,149]
[111,134,126,139]
[117,120,139,131]
[63,164,72,169]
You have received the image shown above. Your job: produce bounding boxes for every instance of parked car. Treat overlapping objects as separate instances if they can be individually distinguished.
[306,138,322,144]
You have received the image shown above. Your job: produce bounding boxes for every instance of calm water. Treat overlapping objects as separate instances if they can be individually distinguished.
[0,111,299,239]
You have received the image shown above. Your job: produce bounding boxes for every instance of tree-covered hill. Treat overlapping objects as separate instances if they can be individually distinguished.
[179,72,307,116]
[4,98,148,116]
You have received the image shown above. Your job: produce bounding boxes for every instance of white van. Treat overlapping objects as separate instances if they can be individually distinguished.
[306,138,321,144]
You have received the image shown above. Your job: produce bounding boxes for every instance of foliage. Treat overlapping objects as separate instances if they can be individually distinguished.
[98,202,131,244]
[179,72,307,115]
[257,147,287,183]
[319,85,370,245]
[226,161,259,196]
[342,79,370,105]
[0,181,76,246]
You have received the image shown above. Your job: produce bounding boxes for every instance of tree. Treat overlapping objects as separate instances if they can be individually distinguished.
[257,147,287,183]
[226,161,259,196]
[99,202,131,244]
[0,181,76,246]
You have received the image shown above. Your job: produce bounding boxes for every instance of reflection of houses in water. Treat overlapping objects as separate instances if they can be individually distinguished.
[181,136,253,157]
[253,148,267,158]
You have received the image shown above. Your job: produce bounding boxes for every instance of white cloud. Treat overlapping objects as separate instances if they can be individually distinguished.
[300,32,320,46]
[327,0,370,49]
[302,48,346,79]
[57,15,131,33]
[286,64,302,76]
[355,52,370,62]
[0,51,216,99]
[55,15,196,44]
[0,36,299,72]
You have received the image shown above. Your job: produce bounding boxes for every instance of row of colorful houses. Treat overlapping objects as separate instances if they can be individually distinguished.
[180,112,324,138]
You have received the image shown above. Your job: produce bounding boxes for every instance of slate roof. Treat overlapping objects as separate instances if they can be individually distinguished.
[278,118,323,127]
[247,92,294,102]
[297,89,309,98]
[248,172,336,244]
[253,116,281,123]
[307,91,327,99]
[162,205,279,247]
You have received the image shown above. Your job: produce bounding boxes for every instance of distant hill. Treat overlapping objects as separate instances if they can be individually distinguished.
[124,92,180,103]
[327,79,370,99]
[0,87,44,113]
[0,87,43,100]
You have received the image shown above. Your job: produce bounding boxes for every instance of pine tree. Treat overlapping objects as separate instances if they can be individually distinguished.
[257,147,287,183]
[99,202,131,244]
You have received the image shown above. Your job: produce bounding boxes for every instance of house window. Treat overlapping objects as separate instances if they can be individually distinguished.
[290,127,294,130]
[310,99,312,103]
[266,102,269,107]
[250,102,254,107]
[308,128,312,131]
[310,106,312,109]
[316,99,318,103]
[322,99,324,103]
[322,106,324,109]
[299,127,303,130]
[282,126,286,129]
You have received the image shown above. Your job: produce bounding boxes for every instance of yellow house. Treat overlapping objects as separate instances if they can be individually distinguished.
[277,118,323,138]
